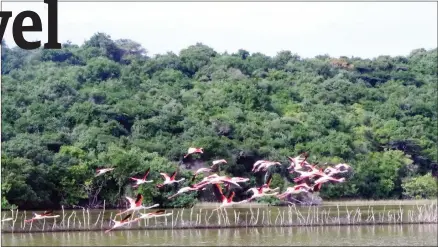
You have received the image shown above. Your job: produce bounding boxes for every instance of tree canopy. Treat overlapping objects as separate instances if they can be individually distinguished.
[1,33,437,210]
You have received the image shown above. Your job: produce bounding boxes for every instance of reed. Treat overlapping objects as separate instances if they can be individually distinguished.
[2,202,437,233]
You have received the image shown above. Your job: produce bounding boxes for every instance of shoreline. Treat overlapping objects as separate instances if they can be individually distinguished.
[2,221,437,234]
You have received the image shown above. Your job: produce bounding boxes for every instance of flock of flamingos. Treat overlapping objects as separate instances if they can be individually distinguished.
[17,147,352,233]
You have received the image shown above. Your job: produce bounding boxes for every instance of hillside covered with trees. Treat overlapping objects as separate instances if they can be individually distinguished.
[1,33,437,210]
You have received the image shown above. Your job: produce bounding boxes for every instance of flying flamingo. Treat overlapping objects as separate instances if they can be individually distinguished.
[287,152,311,171]
[167,181,210,199]
[116,194,159,216]
[202,175,243,189]
[95,168,115,177]
[24,210,60,223]
[211,184,247,211]
[221,176,251,191]
[253,161,282,173]
[134,209,173,220]
[251,160,270,172]
[184,147,204,158]
[324,165,340,176]
[105,214,137,233]
[130,168,153,188]
[210,159,227,170]
[191,159,228,182]
[229,177,250,183]
[156,171,186,188]
[312,175,346,192]
[245,186,279,201]
[292,165,325,183]
[260,174,280,193]
[276,184,312,200]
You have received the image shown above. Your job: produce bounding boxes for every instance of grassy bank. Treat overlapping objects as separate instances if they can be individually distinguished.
[1,201,436,233]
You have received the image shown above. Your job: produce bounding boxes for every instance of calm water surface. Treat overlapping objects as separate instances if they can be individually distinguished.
[2,224,436,246]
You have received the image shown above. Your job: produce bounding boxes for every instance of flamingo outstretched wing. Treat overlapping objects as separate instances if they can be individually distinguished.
[221,179,241,189]
[143,168,151,180]
[125,196,135,208]
[42,210,53,216]
[135,194,143,207]
[121,214,132,223]
[160,173,170,181]
[170,171,177,180]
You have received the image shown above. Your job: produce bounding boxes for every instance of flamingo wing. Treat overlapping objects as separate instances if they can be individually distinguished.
[125,196,135,207]
[212,159,227,165]
[221,179,241,188]
[170,171,177,180]
[211,159,227,170]
[121,214,132,223]
[153,209,166,215]
[135,194,143,207]
[143,168,151,180]
[160,173,170,180]
[42,210,53,216]
[313,183,322,192]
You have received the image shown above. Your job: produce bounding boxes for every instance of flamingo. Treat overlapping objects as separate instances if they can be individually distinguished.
[276,184,312,200]
[245,186,279,201]
[251,160,270,172]
[193,173,240,188]
[210,159,227,170]
[292,165,325,183]
[323,165,339,176]
[211,184,247,211]
[184,147,204,158]
[229,177,250,183]
[253,161,281,173]
[204,175,242,189]
[287,152,311,171]
[191,168,214,182]
[95,168,115,177]
[130,168,153,188]
[312,175,346,192]
[105,214,137,233]
[134,209,173,220]
[261,174,280,193]
[116,194,159,216]
[191,159,228,182]
[156,171,186,188]
[167,181,210,199]
[24,210,60,223]
[221,176,251,191]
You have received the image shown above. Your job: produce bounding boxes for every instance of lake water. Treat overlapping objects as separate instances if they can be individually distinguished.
[2,224,437,246]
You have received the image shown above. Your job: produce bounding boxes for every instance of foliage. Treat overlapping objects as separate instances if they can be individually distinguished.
[402,173,438,199]
[1,33,437,209]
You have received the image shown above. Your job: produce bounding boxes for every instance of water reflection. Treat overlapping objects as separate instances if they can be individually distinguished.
[2,224,436,246]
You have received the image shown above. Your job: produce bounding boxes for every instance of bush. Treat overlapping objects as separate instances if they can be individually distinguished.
[402,173,438,199]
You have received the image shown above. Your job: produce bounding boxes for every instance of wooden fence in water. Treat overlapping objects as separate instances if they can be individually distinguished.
[1,202,437,233]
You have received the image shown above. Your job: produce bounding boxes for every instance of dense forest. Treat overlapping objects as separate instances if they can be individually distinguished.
[1,33,437,210]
